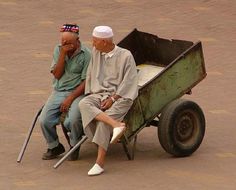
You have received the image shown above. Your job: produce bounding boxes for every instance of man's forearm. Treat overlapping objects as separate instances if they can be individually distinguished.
[68,80,86,101]
[51,52,66,79]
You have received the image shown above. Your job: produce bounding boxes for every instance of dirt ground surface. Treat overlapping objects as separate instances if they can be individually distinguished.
[1,0,236,190]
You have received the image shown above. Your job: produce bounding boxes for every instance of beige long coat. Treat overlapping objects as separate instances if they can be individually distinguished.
[79,46,138,150]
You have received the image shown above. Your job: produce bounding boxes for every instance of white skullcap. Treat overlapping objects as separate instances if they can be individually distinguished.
[92,26,113,38]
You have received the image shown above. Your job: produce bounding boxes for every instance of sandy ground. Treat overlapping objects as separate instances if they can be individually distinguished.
[0,0,236,190]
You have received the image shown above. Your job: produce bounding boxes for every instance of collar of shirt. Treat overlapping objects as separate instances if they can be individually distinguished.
[102,45,117,60]
[72,43,86,57]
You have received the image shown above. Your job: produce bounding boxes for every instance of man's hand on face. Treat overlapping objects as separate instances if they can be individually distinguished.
[61,40,75,55]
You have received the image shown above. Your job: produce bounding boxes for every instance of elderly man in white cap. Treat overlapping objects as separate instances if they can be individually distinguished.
[79,25,138,176]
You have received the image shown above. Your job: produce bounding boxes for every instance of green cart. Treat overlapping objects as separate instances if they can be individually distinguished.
[118,29,206,160]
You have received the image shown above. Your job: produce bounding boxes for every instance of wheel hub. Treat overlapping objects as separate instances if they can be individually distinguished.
[176,114,194,142]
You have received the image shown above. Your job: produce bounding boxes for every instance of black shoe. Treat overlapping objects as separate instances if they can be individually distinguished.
[67,146,80,161]
[42,143,65,160]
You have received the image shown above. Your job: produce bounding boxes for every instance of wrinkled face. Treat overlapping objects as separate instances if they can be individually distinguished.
[92,37,110,52]
[61,32,79,52]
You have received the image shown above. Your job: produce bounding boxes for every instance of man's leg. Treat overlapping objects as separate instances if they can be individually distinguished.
[63,95,85,160]
[88,98,133,175]
[95,98,134,144]
[95,112,124,129]
[39,91,67,159]
[87,118,122,176]
[79,94,102,129]
[96,146,106,167]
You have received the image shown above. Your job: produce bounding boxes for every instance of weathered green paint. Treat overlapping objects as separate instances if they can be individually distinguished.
[123,42,206,140]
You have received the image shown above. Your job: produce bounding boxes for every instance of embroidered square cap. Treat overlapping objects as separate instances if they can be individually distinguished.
[92,26,113,38]
[60,24,79,34]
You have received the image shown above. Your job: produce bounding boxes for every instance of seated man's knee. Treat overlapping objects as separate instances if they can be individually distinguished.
[39,117,48,128]
[64,115,82,129]
[39,115,55,129]
[78,98,87,110]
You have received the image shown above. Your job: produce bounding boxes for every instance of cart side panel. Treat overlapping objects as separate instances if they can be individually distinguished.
[117,29,146,65]
[123,98,145,138]
[124,42,206,137]
[118,29,194,66]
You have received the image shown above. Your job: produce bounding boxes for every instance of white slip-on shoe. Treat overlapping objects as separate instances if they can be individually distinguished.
[88,163,104,176]
[110,126,126,144]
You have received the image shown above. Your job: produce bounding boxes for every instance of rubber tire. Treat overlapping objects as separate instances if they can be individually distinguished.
[158,99,205,157]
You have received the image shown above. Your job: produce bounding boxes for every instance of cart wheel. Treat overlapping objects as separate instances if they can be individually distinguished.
[158,99,205,157]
